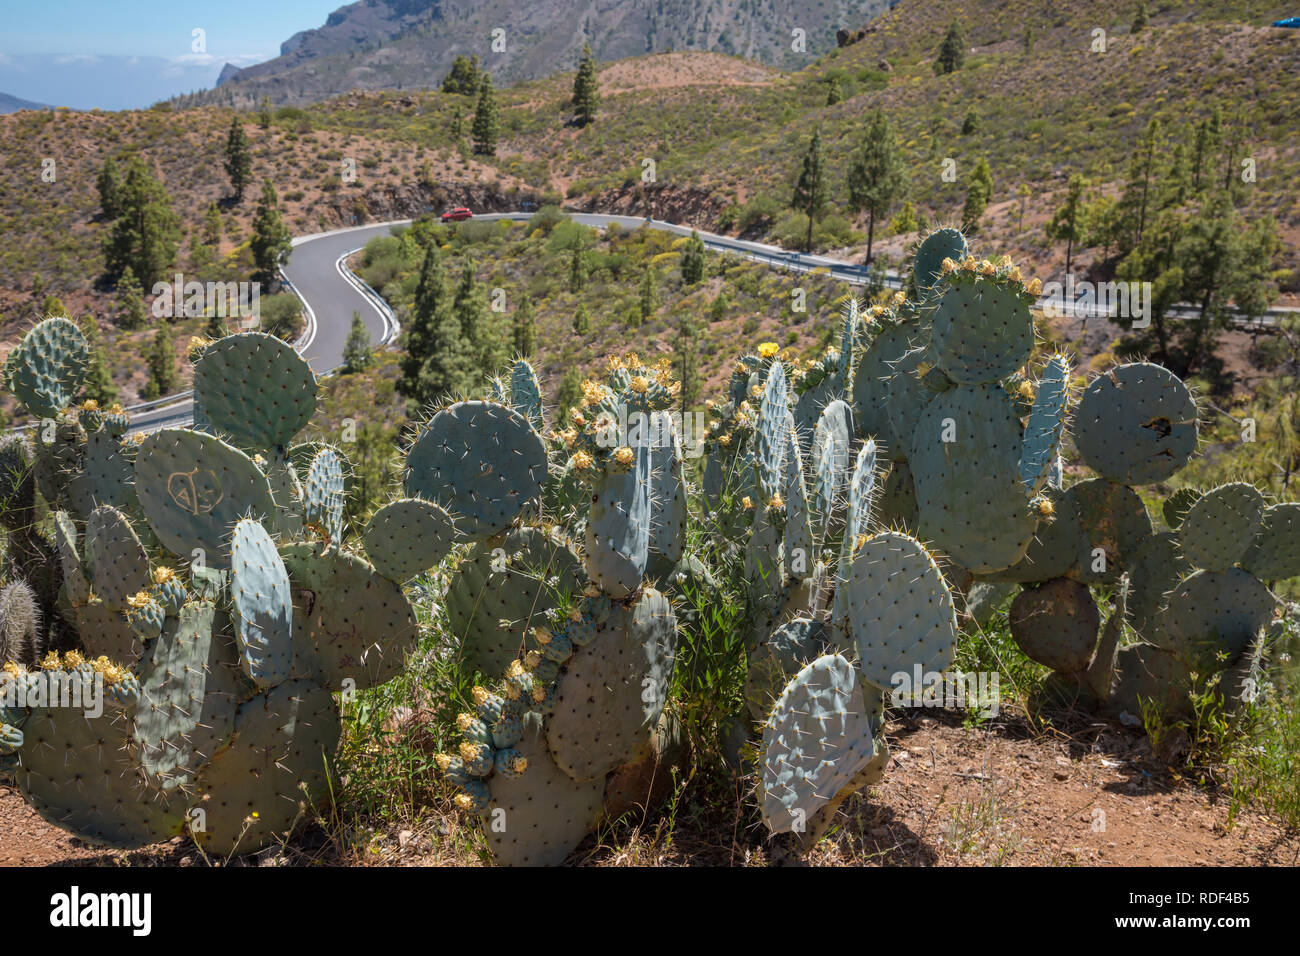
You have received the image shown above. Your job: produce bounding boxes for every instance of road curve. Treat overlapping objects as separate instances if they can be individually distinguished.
[125,210,1296,432]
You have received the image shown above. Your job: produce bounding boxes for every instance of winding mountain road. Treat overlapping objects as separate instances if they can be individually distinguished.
[126,211,1296,432]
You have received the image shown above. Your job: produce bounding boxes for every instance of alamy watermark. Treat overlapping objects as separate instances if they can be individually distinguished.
[1,670,103,718]
[592,407,708,459]
[150,273,261,327]
[890,665,1000,718]
[1039,274,1152,328]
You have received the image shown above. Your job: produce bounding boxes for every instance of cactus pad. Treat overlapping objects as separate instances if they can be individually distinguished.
[362,497,459,582]
[405,401,547,539]
[984,486,1080,583]
[585,439,651,597]
[1160,568,1274,673]
[191,332,316,450]
[745,617,831,720]
[1178,483,1265,572]
[302,446,346,543]
[4,317,89,419]
[280,544,419,690]
[1009,578,1100,673]
[486,713,603,866]
[1126,532,1193,642]
[1019,355,1070,496]
[84,505,150,609]
[1073,363,1198,484]
[134,428,276,565]
[927,275,1034,384]
[1065,478,1152,584]
[229,518,294,688]
[191,678,339,856]
[912,227,968,298]
[760,653,878,834]
[546,588,677,782]
[1241,502,1300,581]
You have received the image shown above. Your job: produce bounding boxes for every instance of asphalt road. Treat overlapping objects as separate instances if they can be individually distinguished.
[124,211,1297,432]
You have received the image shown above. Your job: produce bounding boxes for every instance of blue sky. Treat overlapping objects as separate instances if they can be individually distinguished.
[3,0,343,60]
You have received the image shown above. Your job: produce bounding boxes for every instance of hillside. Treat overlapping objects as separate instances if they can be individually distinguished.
[0,92,48,114]
[202,0,892,107]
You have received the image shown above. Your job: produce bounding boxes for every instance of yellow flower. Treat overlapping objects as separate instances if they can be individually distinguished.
[979,259,997,276]
[742,496,754,510]
[152,566,175,585]
[434,753,453,772]
[940,257,957,274]
[629,375,650,394]
[717,433,732,447]
[126,591,152,609]
[40,651,61,671]
[1026,277,1042,296]
[1037,498,1055,517]
[1017,381,1036,401]
[571,451,594,471]
[613,446,635,467]
[80,399,100,412]
[893,291,905,306]
[571,411,586,427]
[471,686,491,707]
[505,754,528,773]
[767,494,784,510]
[456,712,476,731]
[961,256,978,271]
[458,741,482,763]
[63,650,85,669]
[1009,266,1023,283]
[453,793,476,811]
[757,342,779,359]
[108,403,125,415]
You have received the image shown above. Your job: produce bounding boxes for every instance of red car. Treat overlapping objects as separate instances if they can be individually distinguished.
[440,206,474,222]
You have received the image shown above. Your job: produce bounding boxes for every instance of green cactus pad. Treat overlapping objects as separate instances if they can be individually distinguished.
[444,526,583,677]
[191,332,316,450]
[4,317,89,419]
[927,275,1034,385]
[852,322,916,456]
[877,458,919,531]
[585,439,651,597]
[842,531,959,692]
[280,544,419,690]
[909,383,1038,572]
[760,653,878,834]
[1178,482,1265,572]
[831,439,882,630]
[1109,643,1194,719]
[1126,532,1193,642]
[133,602,243,791]
[509,359,544,430]
[191,678,340,856]
[884,347,936,463]
[1162,487,1199,530]
[67,431,136,518]
[745,617,831,720]
[811,399,853,539]
[134,428,276,565]
[302,446,346,542]
[1064,478,1152,584]
[486,713,604,867]
[782,426,814,580]
[84,505,150,609]
[1073,363,1198,484]
[983,486,1080,583]
[405,400,548,540]
[1009,578,1100,673]
[1019,355,1070,496]
[264,448,304,539]
[73,598,144,664]
[1160,568,1274,673]
[912,227,968,298]
[53,511,89,607]
[19,670,186,849]
[756,361,789,499]
[646,411,687,571]
[1241,502,1300,581]
[362,497,459,582]
[230,518,294,688]
[546,588,677,782]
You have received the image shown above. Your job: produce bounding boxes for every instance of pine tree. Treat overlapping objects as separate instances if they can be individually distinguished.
[455,263,504,378]
[638,266,658,325]
[442,55,481,95]
[791,128,828,252]
[257,97,272,129]
[1191,109,1222,195]
[1119,118,1162,254]
[1131,2,1149,33]
[936,21,966,75]
[398,243,472,410]
[102,155,181,287]
[513,297,536,357]
[144,321,177,400]
[343,312,373,373]
[573,302,591,335]
[569,245,587,293]
[825,77,843,106]
[573,44,599,127]
[962,157,994,233]
[1046,174,1087,277]
[680,230,706,284]
[78,316,118,406]
[250,180,292,285]
[847,109,907,263]
[224,116,253,202]
[114,266,147,330]
[96,156,124,220]
[471,73,499,157]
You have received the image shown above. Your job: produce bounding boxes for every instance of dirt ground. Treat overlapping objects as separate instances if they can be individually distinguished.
[3,707,1295,867]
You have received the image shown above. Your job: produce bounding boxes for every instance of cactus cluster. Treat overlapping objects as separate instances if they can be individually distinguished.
[0,327,423,855]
